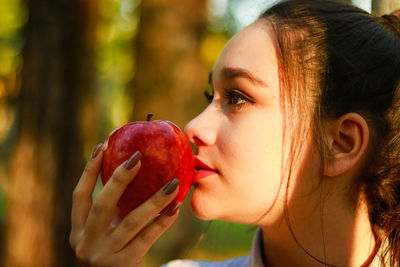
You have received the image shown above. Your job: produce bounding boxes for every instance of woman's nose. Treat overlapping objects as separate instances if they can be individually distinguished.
[184,108,217,148]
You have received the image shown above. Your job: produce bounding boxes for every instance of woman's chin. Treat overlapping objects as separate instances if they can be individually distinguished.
[189,191,215,220]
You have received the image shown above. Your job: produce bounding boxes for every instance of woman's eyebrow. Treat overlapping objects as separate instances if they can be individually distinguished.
[208,67,267,87]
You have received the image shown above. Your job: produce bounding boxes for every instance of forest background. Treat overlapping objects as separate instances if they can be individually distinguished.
[0,0,398,266]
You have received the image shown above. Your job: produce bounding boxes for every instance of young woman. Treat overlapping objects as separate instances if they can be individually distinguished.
[69,0,400,266]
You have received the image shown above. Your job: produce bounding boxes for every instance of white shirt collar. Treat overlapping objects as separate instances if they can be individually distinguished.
[247,228,266,267]
[246,227,387,267]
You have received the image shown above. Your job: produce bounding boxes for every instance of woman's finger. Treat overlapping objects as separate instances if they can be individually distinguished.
[85,151,142,234]
[107,179,180,252]
[71,143,104,236]
[121,206,180,259]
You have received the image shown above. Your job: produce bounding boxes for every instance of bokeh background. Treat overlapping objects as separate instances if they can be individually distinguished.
[0,0,398,266]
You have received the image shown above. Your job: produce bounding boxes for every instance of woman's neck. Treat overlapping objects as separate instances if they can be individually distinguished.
[260,186,376,267]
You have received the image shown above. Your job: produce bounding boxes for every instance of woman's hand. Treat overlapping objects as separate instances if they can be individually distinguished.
[70,144,181,267]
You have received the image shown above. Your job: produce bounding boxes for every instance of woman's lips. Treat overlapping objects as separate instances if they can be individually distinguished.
[194,170,217,183]
[194,157,218,184]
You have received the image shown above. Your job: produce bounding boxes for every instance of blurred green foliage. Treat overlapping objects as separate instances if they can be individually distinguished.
[95,0,140,138]
[0,0,26,147]
[195,220,257,256]
[0,0,27,76]
[0,0,27,222]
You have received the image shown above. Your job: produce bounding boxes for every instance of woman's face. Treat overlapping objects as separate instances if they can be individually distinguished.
[184,21,289,224]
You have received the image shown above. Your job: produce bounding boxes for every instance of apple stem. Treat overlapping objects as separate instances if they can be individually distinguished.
[147,114,153,121]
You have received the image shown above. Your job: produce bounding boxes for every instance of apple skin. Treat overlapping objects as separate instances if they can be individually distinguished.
[101,119,195,216]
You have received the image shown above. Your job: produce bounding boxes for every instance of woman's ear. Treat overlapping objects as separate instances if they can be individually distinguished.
[323,113,370,177]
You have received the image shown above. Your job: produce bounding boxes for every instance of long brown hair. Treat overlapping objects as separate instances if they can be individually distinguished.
[260,0,400,265]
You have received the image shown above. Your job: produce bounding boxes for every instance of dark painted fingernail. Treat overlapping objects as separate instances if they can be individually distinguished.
[163,178,180,195]
[166,201,181,216]
[124,151,142,170]
[91,143,103,159]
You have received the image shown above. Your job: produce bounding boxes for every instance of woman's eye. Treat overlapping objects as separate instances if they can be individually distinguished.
[223,88,253,110]
[203,87,253,111]
[227,92,246,105]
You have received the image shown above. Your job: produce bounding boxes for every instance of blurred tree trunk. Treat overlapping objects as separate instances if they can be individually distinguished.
[131,0,208,265]
[131,0,208,128]
[372,0,400,15]
[3,0,98,266]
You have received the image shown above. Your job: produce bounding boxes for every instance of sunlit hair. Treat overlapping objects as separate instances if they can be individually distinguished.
[259,0,400,265]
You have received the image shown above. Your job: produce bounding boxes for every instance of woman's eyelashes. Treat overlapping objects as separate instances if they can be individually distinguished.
[203,87,254,111]
[204,86,214,103]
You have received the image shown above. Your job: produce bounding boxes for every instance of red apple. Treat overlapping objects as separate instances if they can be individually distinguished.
[101,114,195,216]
